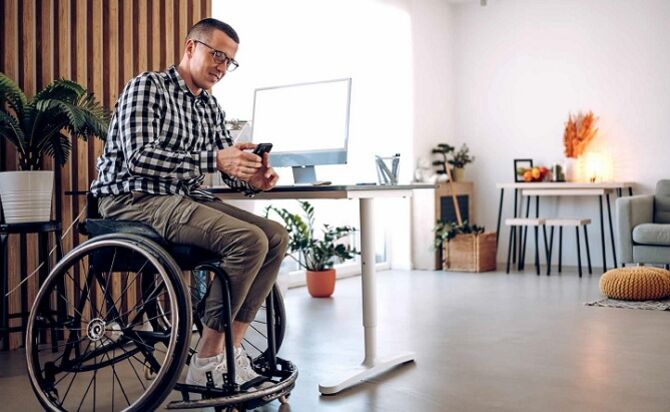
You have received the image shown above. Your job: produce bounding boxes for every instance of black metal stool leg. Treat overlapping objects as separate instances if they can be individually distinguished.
[558,227,563,273]
[512,189,521,263]
[520,225,529,271]
[606,193,617,268]
[583,225,592,274]
[575,227,583,277]
[542,225,549,276]
[534,226,540,275]
[599,195,607,272]
[496,188,504,246]
[506,226,514,274]
[547,226,554,276]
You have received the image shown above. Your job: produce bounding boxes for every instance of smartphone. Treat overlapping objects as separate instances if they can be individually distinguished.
[252,143,273,156]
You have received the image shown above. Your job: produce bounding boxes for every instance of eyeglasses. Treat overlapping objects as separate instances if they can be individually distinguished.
[193,39,239,72]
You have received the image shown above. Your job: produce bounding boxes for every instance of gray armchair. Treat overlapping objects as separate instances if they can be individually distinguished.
[616,180,670,265]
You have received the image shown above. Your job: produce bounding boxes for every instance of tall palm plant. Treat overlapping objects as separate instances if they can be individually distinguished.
[0,71,108,170]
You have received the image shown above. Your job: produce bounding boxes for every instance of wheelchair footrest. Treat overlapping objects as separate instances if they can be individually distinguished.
[167,358,298,410]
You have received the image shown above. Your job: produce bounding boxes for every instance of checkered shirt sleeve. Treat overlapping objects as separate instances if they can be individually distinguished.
[90,67,259,199]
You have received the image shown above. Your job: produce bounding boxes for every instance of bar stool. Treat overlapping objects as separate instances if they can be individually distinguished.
[505,218,547,275]
[545,218,592,277]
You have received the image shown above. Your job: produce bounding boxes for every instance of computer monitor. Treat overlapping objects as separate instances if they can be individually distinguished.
[251,78,352,183]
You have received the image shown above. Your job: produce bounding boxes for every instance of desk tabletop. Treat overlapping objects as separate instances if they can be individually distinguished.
[210,183,435,200]
[496,182,634,189]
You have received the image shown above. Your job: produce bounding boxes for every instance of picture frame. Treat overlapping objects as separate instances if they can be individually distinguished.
[513,159,533,182]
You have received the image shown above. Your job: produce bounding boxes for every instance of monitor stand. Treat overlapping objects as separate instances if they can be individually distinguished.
[292,165,317,184]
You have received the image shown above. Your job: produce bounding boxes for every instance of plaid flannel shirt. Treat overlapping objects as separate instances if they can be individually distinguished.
[90,65,258,200]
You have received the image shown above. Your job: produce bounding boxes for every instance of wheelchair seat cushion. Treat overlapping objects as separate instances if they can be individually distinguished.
[84,218,221,269]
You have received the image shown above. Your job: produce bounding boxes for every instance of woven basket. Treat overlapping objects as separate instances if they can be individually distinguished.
[442,232,497,272]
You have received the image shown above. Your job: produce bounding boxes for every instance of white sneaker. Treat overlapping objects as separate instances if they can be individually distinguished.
[185,349,269,390]
[234,347,264,384]
[185,353,227,388]
[235,347,275,390]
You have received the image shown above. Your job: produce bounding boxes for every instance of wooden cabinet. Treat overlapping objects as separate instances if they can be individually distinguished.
[411,181,474,270]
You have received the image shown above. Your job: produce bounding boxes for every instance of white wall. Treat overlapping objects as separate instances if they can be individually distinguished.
[448,0,670,266]
[410,0,455,168]
[212,0,425,269]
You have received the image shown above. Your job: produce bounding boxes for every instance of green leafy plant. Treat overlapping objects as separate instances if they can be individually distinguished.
[448,144,475,168]
[434,220,485,249]
[0,72,109,170]
[266,201,360,271]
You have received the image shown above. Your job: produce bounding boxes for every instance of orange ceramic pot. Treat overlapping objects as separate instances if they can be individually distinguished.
[306,269,336,298]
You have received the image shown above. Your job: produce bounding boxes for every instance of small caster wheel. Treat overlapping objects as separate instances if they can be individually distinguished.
[144,364,156,380]
[279,395,290,404]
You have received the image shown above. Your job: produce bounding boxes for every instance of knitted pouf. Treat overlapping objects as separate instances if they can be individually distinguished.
[599,267,670,301]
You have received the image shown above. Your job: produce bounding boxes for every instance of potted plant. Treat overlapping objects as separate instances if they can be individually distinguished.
[431,143,475,181]
[448,144,475,182]
[434,220,496,272]
[0,72,108,223]
[266,201,359,298]
[431,143,455,181]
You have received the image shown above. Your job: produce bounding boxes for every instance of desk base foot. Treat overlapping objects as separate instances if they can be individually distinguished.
[318,351,415,395]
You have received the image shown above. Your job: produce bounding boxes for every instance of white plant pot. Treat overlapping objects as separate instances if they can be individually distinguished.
[0,171,54,223]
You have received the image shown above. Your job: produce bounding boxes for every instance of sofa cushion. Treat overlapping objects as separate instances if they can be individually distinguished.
[632,223,670,246]
[654,180,670,223]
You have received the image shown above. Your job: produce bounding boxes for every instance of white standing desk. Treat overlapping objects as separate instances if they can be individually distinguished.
[211,183,434,395]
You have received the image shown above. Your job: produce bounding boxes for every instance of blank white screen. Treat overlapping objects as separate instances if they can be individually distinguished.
[252,79,350,153]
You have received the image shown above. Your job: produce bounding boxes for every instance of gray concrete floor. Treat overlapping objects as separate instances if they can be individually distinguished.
[2,268,670,411]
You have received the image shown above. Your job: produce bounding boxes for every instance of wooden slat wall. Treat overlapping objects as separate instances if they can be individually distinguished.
[0,0,211,350]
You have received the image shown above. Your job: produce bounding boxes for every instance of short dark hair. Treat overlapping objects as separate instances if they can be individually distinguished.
[187,18,239,44]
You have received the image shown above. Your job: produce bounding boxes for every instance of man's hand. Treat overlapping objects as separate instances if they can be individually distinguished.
[247,152,279,191]
[216,143,262,180]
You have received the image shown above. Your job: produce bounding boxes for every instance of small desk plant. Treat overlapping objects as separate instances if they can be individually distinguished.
[266,201,359,297]
[0,72,108,223]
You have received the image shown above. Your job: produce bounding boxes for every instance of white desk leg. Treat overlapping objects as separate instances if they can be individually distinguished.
[319,197,415,395]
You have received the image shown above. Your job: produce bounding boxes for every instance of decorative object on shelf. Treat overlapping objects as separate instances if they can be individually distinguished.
[0,72,108,223]
[431,143,475,182]
[516,165,550,182]
[266,201,359,298]
[513,159,533,182]
[551,161,565,182]
[562,111,598,182]
[449,144,474,181]
[563,157,577,182]
[434,167,496,272]
[413,157,433,183]
[563,111,598,158]
[375,153,400,185]
[431,143,454,182]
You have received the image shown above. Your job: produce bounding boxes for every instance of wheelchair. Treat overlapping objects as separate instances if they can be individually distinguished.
[24,195,298,411]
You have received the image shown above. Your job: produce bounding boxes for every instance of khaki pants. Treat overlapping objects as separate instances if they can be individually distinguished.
[99,192,288,327]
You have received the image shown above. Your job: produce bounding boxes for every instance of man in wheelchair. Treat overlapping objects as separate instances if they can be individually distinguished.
[89,18,288,391]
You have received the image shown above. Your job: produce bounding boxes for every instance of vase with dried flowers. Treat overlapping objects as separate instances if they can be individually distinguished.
[562,111,598,181]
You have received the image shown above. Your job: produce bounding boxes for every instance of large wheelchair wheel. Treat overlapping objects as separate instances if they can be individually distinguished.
[26,234,192,411]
